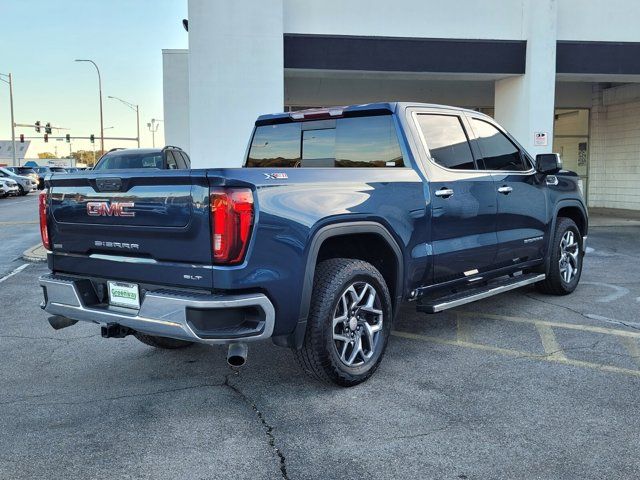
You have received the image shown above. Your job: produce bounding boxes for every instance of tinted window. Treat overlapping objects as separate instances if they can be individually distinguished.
[416,114,475,170]
[246,115,404,168]
[166,151,178,169]
[94,153,163,170]
[247,123,301,167]
[472,119,527,171]
[180,152,191,168]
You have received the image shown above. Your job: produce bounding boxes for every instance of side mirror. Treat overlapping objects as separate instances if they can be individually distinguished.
[535,153,562,174]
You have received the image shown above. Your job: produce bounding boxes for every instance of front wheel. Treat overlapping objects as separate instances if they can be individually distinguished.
[18,185,26,196]
[537,217,583,295]
[294,258,392,387]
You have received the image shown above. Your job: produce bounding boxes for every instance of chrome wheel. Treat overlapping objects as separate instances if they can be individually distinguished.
[559,230,580,283]
[332,282,383,367]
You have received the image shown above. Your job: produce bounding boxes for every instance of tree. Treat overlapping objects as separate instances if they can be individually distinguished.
[70,149,105,167]
[38,152,56,159]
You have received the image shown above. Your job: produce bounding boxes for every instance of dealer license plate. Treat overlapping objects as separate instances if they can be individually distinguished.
[108,281,140,309]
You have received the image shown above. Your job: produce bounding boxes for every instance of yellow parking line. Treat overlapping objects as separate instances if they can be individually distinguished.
[457,311,640,339]
[535,324,567,360]
[391,330,640,378]
[455,314,473,343]
[619,337,640,368]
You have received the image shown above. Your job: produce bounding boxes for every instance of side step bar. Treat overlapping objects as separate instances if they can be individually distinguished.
[417,273,545,313]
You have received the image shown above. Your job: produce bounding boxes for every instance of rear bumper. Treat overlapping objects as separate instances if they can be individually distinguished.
[39,273,275,344]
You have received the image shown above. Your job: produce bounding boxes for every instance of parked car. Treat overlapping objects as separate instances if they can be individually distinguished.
[5,166,40,187]
[33,166,68,189]
[38,102,587,386]
[93,146,191,170]
[0,167,37,195]
[0,178,19,197]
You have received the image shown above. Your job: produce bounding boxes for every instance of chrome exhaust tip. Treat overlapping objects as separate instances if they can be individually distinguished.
[227,343,248,368]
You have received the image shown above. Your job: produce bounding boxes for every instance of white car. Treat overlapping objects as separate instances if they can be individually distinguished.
[0,167,37,195]
[0,178,19,198]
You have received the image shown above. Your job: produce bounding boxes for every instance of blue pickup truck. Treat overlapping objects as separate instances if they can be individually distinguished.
[39,102,587,386]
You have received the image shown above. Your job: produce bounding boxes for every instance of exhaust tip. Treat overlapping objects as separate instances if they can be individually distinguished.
[227,343,248,368]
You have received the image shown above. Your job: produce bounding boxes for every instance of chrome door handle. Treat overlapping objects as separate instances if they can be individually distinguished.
[497,186,513,195]
[434,188,454,198]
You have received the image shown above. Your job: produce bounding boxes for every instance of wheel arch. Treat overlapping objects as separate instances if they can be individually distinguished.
[274,221,404,349]
[543,199,588,272]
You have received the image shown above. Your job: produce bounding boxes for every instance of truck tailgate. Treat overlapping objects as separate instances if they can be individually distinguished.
[47,169,213,289]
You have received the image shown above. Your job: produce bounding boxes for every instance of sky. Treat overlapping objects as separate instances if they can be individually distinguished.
[0,0,188,157]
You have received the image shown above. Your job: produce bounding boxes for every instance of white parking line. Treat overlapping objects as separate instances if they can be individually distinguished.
[0,263,30,284]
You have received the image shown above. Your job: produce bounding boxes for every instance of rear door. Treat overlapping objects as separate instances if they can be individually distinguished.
[47,169,213,288]
[466,115,547,266]
[413,110,498,284]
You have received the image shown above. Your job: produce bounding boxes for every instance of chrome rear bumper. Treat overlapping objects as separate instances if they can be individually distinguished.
[39,274,275,344]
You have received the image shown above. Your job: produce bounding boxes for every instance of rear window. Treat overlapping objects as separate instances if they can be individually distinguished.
[95,153,163,170]
[246,115,404,168]
[14,167,36,175]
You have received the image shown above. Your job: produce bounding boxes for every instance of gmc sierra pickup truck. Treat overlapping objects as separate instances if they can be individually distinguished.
[39,102,587,386]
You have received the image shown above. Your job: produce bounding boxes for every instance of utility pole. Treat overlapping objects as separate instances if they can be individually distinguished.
[0,73,17,166]
[108,96,140,147]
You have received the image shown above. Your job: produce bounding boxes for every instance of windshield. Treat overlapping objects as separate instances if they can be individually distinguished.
[50,167,67,172]
[15,168,36,175]
[94,152,163,170]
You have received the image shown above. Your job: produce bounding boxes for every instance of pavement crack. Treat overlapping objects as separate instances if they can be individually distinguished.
[0,334,99,343]
[224,371,289,480]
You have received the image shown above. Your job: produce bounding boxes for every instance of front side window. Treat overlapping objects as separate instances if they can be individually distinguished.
[471,119,527,171]
[246,115,404,168]
[416,114,475,170]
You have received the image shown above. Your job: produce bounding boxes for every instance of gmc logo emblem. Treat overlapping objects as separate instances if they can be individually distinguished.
[86,201,135,217]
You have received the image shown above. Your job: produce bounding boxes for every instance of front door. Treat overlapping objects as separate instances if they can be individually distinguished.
[467,116,547,266]
[413,111,498,284]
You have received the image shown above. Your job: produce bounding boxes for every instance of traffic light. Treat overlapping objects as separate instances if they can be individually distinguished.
[19,134,24,143]
[45,123,52,134]
[44,134,49,143]
[90,134,95,144]
[65,134,70,143]
[35,121,41,133]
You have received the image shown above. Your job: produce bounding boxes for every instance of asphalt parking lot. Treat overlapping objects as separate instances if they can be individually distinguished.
[1,213,640,479]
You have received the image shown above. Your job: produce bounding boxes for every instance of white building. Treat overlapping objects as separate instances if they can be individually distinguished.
[163,0,640,212]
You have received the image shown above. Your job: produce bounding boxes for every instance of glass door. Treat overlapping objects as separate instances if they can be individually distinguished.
[553,109,590,200]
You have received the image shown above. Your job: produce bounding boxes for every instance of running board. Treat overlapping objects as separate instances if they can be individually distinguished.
[417,273,545,313]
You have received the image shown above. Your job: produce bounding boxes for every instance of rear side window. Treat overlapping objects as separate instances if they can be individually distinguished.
[471,119,528,171]
[246,115,404,168]
[416,114,475,170]
[166,151,178,169]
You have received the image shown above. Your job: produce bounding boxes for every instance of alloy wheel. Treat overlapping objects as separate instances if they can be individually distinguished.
[332,281,384,367]
[559,230,580,283]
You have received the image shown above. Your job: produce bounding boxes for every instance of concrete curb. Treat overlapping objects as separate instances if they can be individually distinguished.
[22,244,47,263]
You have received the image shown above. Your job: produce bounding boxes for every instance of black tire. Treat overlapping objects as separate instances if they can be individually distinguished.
[18,185,26,196]
[133,332,194,349]
[293,258,393,387]
[537,217,583,295]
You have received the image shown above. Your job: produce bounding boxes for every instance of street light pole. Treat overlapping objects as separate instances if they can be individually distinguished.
[0,73,17,166]
[75,59,104,153]
[107,95,140,147]
[147,118,163,148]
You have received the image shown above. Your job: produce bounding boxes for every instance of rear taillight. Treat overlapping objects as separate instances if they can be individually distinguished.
[39,189,51,250]
[210,188,254,264]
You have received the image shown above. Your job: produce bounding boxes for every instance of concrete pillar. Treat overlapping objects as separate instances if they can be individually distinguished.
[495,0,557,157]
[187,0,284,168]
[162,49,190,154]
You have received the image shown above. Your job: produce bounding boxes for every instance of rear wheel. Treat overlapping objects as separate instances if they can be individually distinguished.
[133,332,194,349]
[294,258,392,387]
[537,217,583,295]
